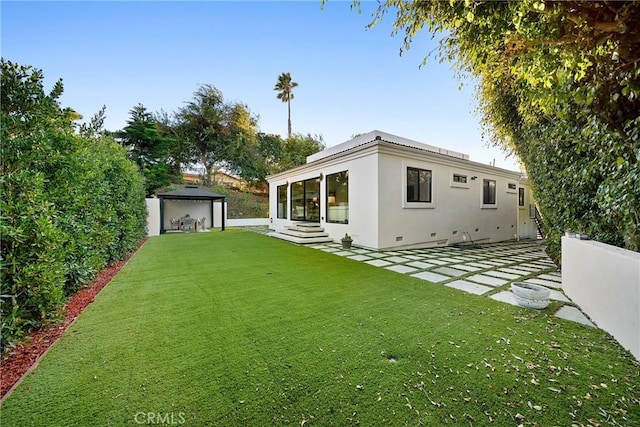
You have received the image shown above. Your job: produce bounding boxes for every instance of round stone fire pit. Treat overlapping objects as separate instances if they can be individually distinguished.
[511,282,550,309]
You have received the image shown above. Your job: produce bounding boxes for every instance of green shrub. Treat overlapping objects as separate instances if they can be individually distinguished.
[0,59,147,351]
[0,170,67,351]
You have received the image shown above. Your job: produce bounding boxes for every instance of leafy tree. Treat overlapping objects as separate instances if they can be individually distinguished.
[116,104,177,196]
[357,0,640,258]
[274,72,299,138]
[279,133,326,171]
[174,85,228,185]
[173,85,263,185]
[257,132,285,175]
[222,102,262,182]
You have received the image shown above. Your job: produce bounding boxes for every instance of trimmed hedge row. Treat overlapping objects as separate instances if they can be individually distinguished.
[1,60,147,351]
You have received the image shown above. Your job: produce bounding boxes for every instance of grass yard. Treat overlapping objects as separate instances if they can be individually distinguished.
[1,230,638,426]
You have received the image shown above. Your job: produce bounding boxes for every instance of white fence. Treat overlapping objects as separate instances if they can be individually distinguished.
[562,237,640,360]
[227,218,269,227]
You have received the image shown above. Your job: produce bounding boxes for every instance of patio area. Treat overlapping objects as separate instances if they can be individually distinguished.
[309,239,593,326]
[245,225,593,328]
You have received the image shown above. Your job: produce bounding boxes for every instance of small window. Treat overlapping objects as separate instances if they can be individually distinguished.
[277,184,287,219]
[453,174,467,184]
[518,187,525,207]
[508,183,517,190]
[483,179,496,205]
[450,171,470,189]
[407,167,432,203]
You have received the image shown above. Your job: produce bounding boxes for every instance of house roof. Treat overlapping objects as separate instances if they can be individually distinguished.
[157,185,226,200]
[267,130,521,182]
[306,130,469,164]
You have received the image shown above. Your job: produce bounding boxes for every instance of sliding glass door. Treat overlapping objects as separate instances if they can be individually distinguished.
[290,177,320,222]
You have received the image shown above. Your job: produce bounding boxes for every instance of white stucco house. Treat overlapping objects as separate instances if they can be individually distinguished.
[267,130,539,250]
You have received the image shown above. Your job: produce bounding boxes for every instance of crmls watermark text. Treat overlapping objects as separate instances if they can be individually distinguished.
[134,412,186,425]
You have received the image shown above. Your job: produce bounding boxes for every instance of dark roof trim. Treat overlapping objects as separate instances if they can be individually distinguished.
[157,185,226,200]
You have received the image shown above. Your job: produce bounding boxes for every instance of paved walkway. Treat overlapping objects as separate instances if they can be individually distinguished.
[243,227,594,327]
[310,240,594,327]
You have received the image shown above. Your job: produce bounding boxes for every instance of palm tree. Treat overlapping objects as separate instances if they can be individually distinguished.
[274,72,298,138]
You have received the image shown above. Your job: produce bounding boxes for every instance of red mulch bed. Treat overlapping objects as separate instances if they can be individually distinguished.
[0,239,146,400]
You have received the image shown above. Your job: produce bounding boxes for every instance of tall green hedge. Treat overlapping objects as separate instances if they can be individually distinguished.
[1,59,147,351]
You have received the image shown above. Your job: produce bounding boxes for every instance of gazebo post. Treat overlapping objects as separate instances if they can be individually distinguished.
[210,200,214,230]
[221,197,226,231]
[159,196,165,234]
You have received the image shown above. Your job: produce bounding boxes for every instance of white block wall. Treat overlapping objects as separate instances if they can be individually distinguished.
[562,237,640,360]
[146,198,160,236]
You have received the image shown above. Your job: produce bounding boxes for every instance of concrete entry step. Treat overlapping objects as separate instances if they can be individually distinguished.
[293,222,323,229]
[269,232,334,245]
[279,229,330,239]
[285,225,326,233]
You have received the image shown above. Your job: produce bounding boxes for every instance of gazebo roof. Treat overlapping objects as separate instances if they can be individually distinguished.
[157,185,226,200]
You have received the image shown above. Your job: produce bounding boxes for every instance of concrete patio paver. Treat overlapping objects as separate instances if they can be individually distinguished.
[386,265,419,274]
[347,255,373,262]
[446,280,493,295]
[525,278,563,289]
[538,274,562,282]
[365,259,393,267]
[453,264,482,272]
[555,306,595,327]
[548,289,571,302]
[246,227,595,329]
[434,266,468,277]
[466,274,508,287]
[407,261,436,269]
[411,271,450,283]
[499,267,533,275]
[386,256,411,263]
[483,271,521,280]
[490,291,520,306]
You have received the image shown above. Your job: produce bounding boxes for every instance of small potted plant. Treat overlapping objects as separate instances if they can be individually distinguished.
[341,233,353,249]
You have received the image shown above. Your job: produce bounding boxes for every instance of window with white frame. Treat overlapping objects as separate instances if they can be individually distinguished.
[450,171,470,189]
[519,187,525,207]
[277,184,287,219]
[453,174,468,184]
[407,167,432,203]
[326,171,349,224]
[483,179,496,206]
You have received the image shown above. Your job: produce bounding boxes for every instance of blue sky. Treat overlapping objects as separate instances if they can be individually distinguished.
[2,0,519,170]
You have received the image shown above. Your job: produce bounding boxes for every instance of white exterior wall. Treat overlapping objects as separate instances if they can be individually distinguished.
[146,198,160,236]
[562,237,640,360]
[268,147,380,246]
[269,167,325,232]
[324,152,378,248]
[376,149,519,249]
[267,135,523,250]
[162,200,226,230]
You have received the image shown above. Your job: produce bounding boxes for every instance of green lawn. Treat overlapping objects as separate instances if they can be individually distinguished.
[2,230,638,426]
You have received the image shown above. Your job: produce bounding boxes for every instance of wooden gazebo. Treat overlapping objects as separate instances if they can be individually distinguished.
[157,185,226,234]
